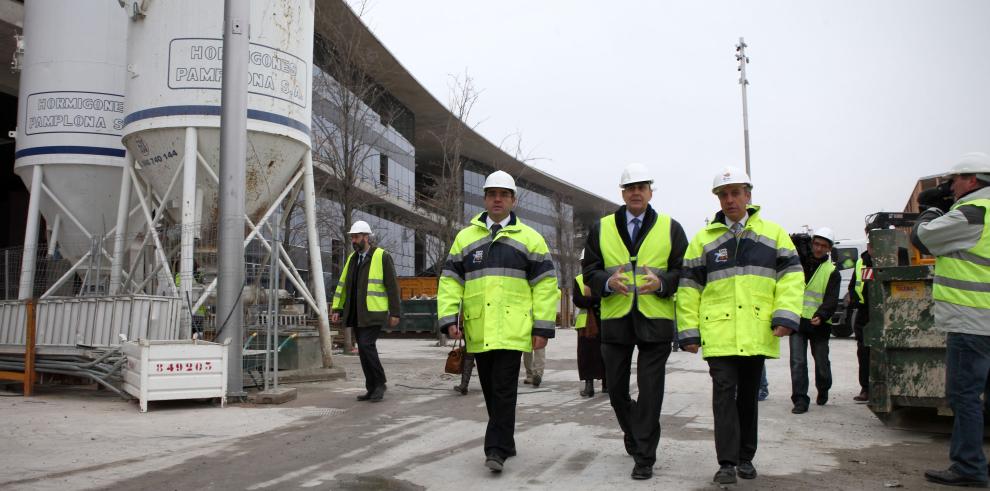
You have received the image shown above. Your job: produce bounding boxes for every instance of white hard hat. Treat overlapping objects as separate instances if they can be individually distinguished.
[619,163,653,187]
[348,220,372,235]
[712,166,752,193]
[949,152,990,181]
[483,170,517,193]
[813,227,835,245]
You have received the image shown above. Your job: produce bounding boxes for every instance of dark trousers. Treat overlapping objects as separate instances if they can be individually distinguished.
[577,332,605,381]
[460,352,476,387]
[475,349,522,459]
[946,333,990,480]
[355,325,386,393]
[789,331,832,406]
[854,324,870,392]
[601,341,672,466]
[708,356,765,466]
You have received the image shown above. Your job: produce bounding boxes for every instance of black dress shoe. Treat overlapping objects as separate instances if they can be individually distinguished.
[713,465,737,484]
[580,380,594,397]
[485,452,505,473]
[791,404,808,414]
[368,385,386,402]
[924,468,989,487]
[453,384,468,395]
[631,463,653,480]
[356,392,372,401]
[816,392,828,406]
[623,434,636,456]
[737,460,757,479]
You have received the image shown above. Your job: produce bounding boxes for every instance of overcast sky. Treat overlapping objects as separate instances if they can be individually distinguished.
[353,0,990,239]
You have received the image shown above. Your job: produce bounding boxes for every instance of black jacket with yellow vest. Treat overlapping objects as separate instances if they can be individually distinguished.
[582,205,689,344]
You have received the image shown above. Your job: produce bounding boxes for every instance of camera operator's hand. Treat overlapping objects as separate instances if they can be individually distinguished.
[917,180,954,213]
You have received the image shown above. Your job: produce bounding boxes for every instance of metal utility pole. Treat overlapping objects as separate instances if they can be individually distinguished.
[735,37,752,178]
[217,0,249,397]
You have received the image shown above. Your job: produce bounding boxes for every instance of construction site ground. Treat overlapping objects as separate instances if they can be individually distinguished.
[0,328,977,490]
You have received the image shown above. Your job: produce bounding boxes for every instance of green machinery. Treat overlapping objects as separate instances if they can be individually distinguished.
[864,225,949,419]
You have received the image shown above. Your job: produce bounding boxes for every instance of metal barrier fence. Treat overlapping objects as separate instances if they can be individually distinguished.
[0,295,182,354]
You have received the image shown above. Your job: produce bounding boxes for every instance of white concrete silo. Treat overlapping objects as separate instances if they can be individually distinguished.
[14,0,132,299]
[119,0,331,350]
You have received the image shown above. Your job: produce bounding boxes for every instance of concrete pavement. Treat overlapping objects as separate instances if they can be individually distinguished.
[0,328,965,490]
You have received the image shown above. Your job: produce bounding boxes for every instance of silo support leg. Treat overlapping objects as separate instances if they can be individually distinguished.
[109,154,133,295]
[302,152,333,368]
[18,167,44,300]
[180,127,198,337]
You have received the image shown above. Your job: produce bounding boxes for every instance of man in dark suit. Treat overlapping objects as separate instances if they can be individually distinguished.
[582,163,688,480]
[331,220,401,402]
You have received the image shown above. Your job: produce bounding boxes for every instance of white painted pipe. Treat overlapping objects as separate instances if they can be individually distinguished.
[181,127,198,337]
[109,155,133,294]
[302,152,333,368]
[48,214,61,257]
[18,166,44,300]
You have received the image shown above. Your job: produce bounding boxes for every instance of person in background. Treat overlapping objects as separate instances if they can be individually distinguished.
[789,228,841,414]
[573,250,606,397]
[847,238,875,403]
[331,220,402,403]
[522,347,545,387]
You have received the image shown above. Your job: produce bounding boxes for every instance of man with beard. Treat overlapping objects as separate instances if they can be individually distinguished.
[331,220,401,402]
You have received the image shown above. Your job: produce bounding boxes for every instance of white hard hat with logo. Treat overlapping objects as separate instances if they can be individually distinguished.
[712,166,752,193]
[348,220,373,235]
[813,227,835,245]
[483,170,517,193]
[948,152,990,182]
[620,163,653,187]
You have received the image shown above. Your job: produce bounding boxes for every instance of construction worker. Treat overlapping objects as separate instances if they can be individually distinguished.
[913,152,990,488]
[437,170,559,474]
[848,237,875,403]
[789,227,841,414]
[677,166,803,485]
[331,220,401,403]
[582,162,688,480]
[174,266,207,336]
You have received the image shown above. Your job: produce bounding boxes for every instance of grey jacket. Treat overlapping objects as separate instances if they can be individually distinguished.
[912,185,990,335]
[332,246,401,328]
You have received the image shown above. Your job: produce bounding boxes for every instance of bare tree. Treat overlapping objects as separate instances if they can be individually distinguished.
[420,71,481,275]
[268,0,407,364]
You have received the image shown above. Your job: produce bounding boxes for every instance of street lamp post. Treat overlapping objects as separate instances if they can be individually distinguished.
[736,37,751,179]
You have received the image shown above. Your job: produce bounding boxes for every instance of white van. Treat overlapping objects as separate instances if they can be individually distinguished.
[829,238,867,336]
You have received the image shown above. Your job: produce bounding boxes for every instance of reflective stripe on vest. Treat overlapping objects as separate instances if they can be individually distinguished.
[802,260,835,322]
[933,198,990,310]
[599,213,675,320]
[853,258,865,303]
[574,273,588,328]
[331,248,388,312]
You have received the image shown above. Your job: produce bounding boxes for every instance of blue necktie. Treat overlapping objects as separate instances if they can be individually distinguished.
[491,224,502,237]
[630,217,641,242]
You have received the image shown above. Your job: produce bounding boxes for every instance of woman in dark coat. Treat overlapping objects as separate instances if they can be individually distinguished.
[573,274,606,396]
